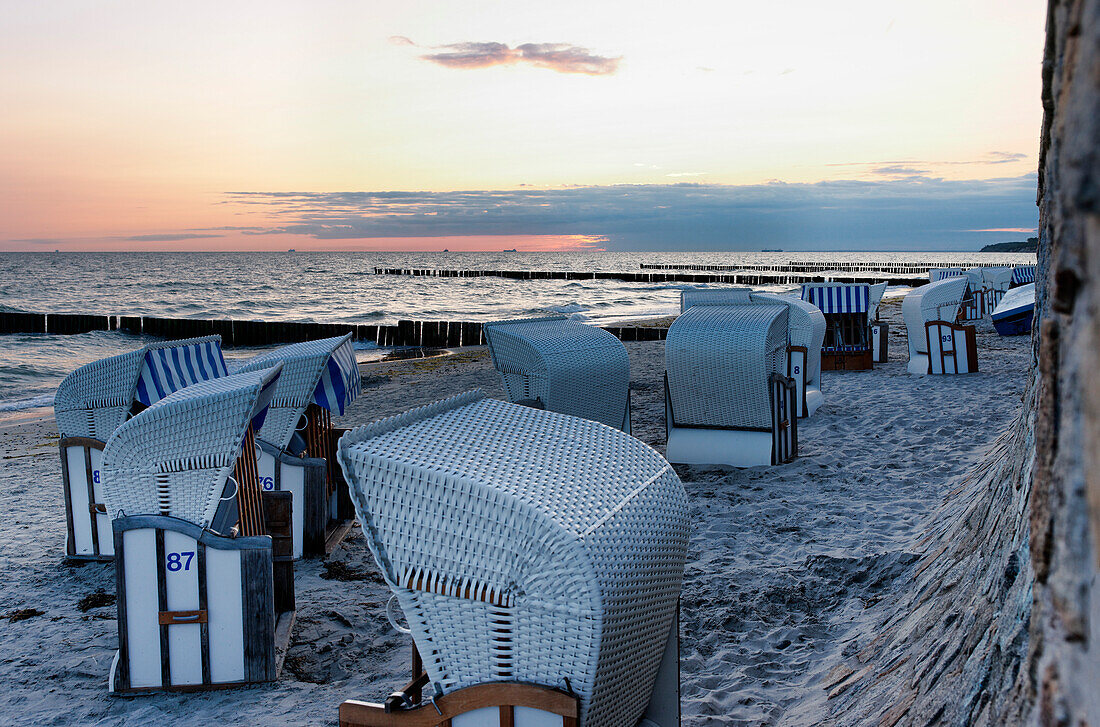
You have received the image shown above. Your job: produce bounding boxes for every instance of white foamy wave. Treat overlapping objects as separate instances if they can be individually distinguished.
[549,303,588,315]
[0,394,54,412]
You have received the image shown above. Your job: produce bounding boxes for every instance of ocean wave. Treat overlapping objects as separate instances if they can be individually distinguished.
[352,341,379,351]
[548,303,588,315]
[0,394,54,412]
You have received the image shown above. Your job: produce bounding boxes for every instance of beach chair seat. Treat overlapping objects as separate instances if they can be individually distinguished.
[984,267,1014,309]
[54,336,228,561]
[665,304,797,467]
[102,367,295,694]
[484,316,631,432]
[800,283,875,371]
[902,277,973,374]
[680,288,825,418]
[237,333,361,558]
[337,391,689,727]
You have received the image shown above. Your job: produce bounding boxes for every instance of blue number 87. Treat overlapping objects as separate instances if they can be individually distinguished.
[166,551,195,571]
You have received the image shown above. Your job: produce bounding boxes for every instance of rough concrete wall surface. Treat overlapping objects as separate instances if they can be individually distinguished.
[820,0,1099,723]
[1031,0,1100,723]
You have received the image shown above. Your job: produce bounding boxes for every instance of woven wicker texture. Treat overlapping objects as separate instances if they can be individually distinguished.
[101,366,282,528]
[237,333,360,449]
[666,305,788,429]
[483,317,629,430]
[984,267,1014,292]
[680,287,824,392]
[902,278,969,355]
[679,287,753,312]
[337,391,689,727]
[54,348,146,440]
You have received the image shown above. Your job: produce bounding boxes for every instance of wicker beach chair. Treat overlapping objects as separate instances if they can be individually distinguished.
[54,336,228,561]
[680,288,825,418]
[665,304,798,467]
[1011,264,1036,287]
[102,367,295,693]
[928,267,966,282]
[800,282,877,370]
[237,333,361,558]
[483,316,631,432]
[336,391,689,727]
[902,277,975,374]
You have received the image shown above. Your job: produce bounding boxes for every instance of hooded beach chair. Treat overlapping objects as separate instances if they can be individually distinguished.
[902,277,975,374]
[928,267,966,282]
[54,336,229,560]
[680,288,825,417]
[665,304,798,467]
[483,316,631,432]
[237,333,361,558]
[336,391,689,727]
[800,283,877,370]
[1011,265,1036,287]
[102,367,296,694]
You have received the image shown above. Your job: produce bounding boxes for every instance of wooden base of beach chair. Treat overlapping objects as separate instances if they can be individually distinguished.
[664,376,797,467]
[60,437,114,561]
[925,321,978,374]
[958,290,988,321]
[109,514,294,694]
[339,614,681,727]
[820,349,873,371]
[871,323,889,363]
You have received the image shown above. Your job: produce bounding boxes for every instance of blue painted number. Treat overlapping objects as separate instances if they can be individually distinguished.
[260,476,274,491]
[166,551,195,572]
[92,470,100,484]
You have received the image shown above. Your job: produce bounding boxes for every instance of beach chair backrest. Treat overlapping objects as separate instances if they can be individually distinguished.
[484,316,629,429]
[337,391,689,727]
[679,287,753,313]
[902,278,969,356]
[237,333,361,449]
[750,292,825,387]
[666,304,788,429]
[54,348,147,440]
[101,366,281,530]
[867,282,888,320]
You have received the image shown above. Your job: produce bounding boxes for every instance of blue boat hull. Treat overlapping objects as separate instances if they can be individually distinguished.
[992,308,1033,336]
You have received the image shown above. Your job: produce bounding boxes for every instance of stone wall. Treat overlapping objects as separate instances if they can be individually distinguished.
[821,0,1099,723]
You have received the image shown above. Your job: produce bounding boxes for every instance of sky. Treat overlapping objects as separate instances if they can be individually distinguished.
[0,0,1046,252]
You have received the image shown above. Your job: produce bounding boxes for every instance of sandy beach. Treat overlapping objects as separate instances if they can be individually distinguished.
[0,298,1031,726]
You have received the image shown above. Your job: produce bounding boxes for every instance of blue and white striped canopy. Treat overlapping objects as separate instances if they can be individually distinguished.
[929,268,965,282]
[312,336,361,415]
[801,284,870,314]
[1012,265,1036,284]
[135,337,229,407]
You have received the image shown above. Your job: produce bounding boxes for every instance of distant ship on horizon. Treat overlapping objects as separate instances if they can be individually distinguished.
[503,248,518,252]
[761,248,783,252]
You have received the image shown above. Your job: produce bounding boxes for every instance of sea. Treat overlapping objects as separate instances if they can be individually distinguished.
[0,250,1034,415]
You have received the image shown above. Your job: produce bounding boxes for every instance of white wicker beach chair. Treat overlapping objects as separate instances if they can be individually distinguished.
[800,282,876,370]
[868,282,888,321]
[237,334,361,558]
[336,391,689,727]
[665,305,797,467]
[902,278,974,375]
[102,366,295,693]
[483,316,631,432]
[54,335,229,561]
[680,288,825,418]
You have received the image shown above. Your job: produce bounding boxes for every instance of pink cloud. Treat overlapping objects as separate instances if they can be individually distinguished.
[419,41,620,75]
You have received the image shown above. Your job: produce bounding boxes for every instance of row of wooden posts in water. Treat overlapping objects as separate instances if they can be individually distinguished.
[372,267,930,286]
[637,260,1030,274]
[0,310,668,348]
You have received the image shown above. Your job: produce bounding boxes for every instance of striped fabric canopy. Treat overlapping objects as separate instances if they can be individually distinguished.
[134,337,229,407]
[929,268,965,282]
[1012,265,1036,284]
[312,335,361,415]
[801,284,870,314]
